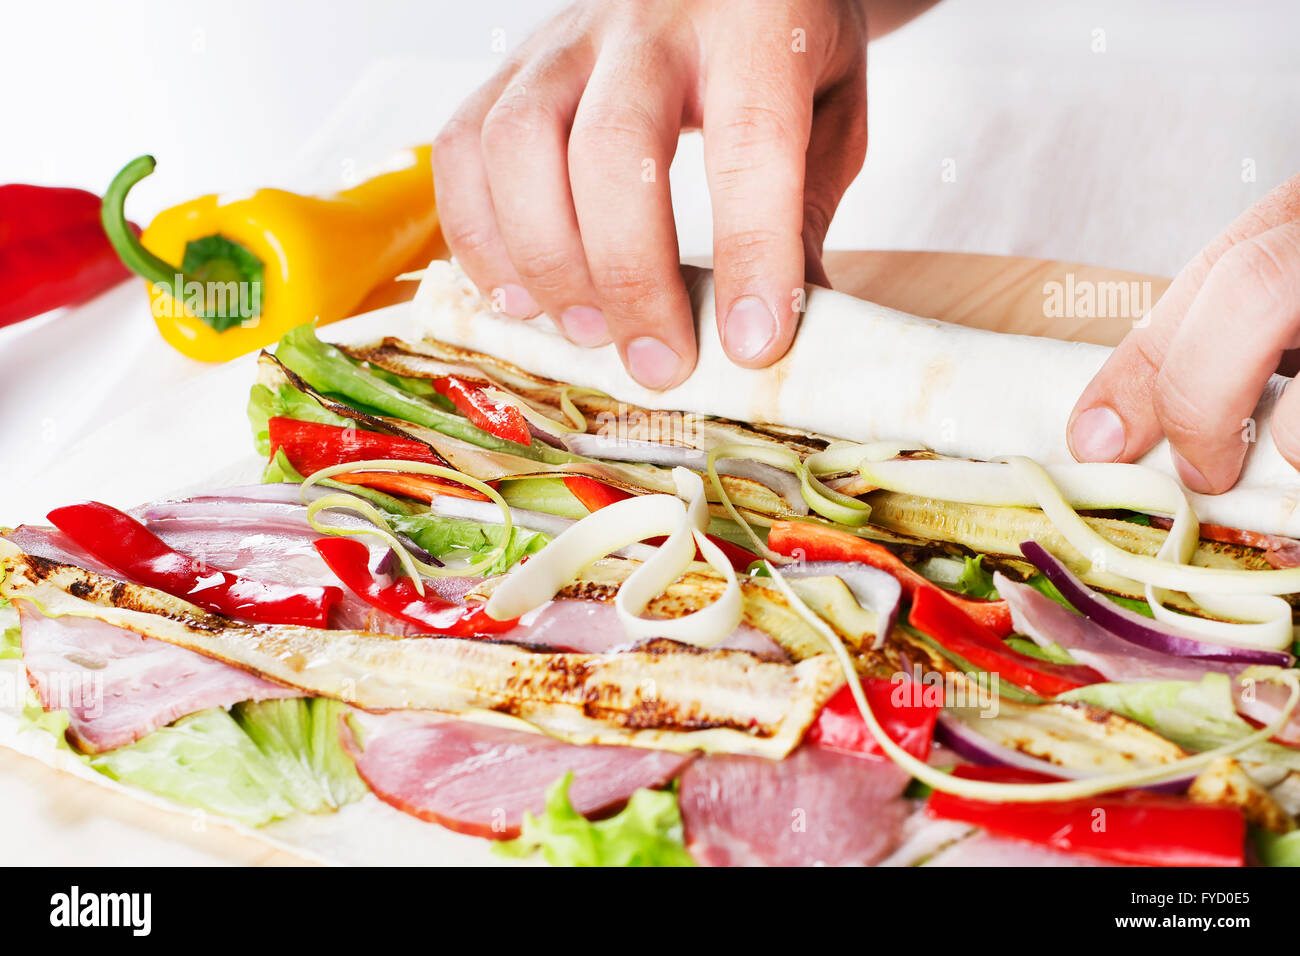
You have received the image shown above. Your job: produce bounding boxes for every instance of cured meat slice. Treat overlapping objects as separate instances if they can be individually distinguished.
[15,602,296,753]
[344,715,694,839]
[678,746,911,866]
[500,598,788,660]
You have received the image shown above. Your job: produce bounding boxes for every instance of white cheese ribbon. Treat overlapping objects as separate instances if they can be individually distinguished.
[485,468,743,646]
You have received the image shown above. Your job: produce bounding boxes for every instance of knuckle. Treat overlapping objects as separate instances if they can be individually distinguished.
[571,102,658,154]
[1152,369,1218,444]
[591,261,662,311]
[432,116,476,165]
[720,102,800,153]
[481,94,555,150]
[441,218,499,263]
[715,226,788,271]
[511,242,574,288]
[1212,232,1300,311]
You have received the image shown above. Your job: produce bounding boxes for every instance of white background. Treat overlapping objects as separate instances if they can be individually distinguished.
[0,0,1298,862]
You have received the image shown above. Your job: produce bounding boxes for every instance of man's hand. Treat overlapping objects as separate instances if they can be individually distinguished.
[432,0,874,389]
[1069,173,1300,493]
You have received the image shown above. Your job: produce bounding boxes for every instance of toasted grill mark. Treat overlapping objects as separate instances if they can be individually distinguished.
[557,581,619,603]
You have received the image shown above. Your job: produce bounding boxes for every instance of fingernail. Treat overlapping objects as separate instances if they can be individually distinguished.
[626,336,680,390]
[1171,449,1212,494]
[498,283,539,319]
[1069,405,1126,462]
[723,295,777,361]
[560,306,609,347]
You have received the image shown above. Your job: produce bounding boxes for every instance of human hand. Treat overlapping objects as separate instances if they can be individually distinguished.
[431,0,876,389]
[1068,173,1300,493]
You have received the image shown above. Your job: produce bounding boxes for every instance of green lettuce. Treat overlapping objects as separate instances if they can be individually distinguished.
[954,555,999,599]
[0,591,20,661]
[1026,570,1153,618]
[1061,674,1300,770]
[391,512,548,575]
[246,382,356,456]
[87,699,366,827]
[1255,829,1300,867]
[1004,635,1078,665]
[495,772,695,867]
[498,477,589,520]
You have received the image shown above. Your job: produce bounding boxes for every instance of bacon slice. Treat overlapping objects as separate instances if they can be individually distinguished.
[15,603,295,753]
[678,746,911,866]
[344,714,693,839]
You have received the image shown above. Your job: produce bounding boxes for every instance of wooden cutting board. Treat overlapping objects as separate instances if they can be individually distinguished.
[0,250,1170,867]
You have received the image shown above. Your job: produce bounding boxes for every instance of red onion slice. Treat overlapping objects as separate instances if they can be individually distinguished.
[935,712,1192,794]
[1020,540,1293,667]
[780,559,901,642]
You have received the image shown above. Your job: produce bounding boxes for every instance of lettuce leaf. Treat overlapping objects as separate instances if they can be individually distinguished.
[1060,674,1300,770]
[1255,829,1300,867]
[498,477,590,520]
[87,699,365,827]
[247,382,355,457]
[955,555,999,599]
[391,512,548,575]
[495,772,694,867]
[1004,635,1078,665]
[0,591,20,661]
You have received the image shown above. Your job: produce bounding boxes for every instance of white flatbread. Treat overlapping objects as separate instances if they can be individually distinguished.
[341,260,1300,538]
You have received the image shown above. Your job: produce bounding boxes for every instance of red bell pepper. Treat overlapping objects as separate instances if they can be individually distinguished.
[47,501,342,628]
[562,476,756,572]
[268,418,489,501]
[927,765,1246,867]
[313,537,518,636]
[768,520,1013,636]
[807,678,940,761]
[268,417,439,473]
[909,585,1101,697]
[432,376,531,446]
[0,184,137,328]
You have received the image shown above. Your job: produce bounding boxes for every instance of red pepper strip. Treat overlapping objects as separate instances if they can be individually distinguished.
[330,471,490,503]
[927,765,1246,867]
[909,586,1102,697]
[47,501,342,628]
[313,537,517,636]
[267,418,489,501]
[562,476,756,572]
[432,376,532,446]
[768,519,1014,636]
[0,184,138,327]
[807,679,940,761]
[268,417,441,473]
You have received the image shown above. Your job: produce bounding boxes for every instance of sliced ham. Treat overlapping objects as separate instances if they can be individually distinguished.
[343,714,694,839]
[678,746,911,866]
[15,602,296,753]
[500,597,788,660]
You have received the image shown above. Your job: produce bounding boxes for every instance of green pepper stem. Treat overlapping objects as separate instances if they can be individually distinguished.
[100,155,193,289]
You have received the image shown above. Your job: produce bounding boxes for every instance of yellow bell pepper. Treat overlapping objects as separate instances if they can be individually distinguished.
[100,147,438,362]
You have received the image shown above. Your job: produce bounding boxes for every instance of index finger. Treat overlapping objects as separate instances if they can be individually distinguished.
[703,11,817,368]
